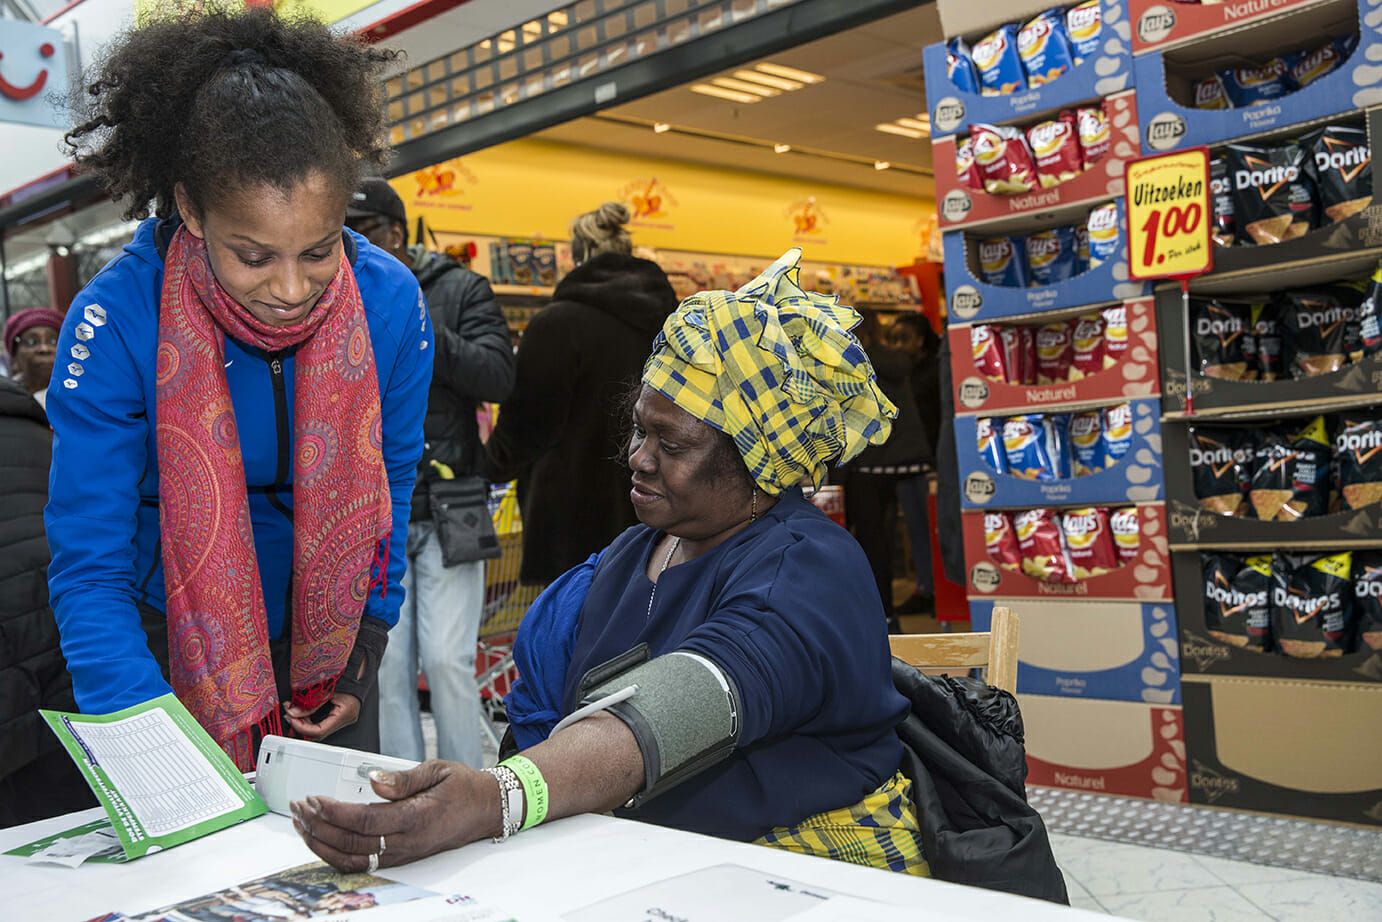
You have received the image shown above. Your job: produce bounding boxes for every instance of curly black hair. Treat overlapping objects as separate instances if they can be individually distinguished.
[65,6,398,220]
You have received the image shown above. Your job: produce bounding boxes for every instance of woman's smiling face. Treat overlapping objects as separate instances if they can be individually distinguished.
[176,170,345,328]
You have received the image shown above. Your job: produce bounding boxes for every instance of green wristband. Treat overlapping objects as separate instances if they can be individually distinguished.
[501,755,549,831]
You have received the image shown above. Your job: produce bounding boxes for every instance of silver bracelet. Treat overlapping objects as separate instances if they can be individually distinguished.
[483,765,524,842]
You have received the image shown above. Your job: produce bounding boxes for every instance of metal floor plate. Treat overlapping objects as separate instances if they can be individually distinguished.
[1028,786,1382,884]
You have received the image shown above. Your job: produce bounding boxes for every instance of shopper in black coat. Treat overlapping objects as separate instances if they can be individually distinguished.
[0,377,95,827]
[486,203,677,584]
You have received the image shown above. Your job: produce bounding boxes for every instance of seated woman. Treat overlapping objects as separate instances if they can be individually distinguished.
[291,249,921,875]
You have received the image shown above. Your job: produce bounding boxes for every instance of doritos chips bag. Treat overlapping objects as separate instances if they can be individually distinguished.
[1066,0,1102,65]
[1189,426,1253,517]
[977,416,1008,474]
[1202,553,1272,650]
[1352,551,1382,651]
[1250,417,1331,521]
[971,324,1008,381]
[1015,507,1074,583]
[1220,58,1292,107]
[1335,412,1382,511]
[1035,320,1075,383]
[1246,301,1283,381]
[1211,157,1235,246]
[1028,114,1084,189]
[1227,142,1314,245]
[1109,506,1140,564]
[984,511,1022,572]
[1359,262,1382,357]
[972,24,1027,97]
[1101,304,1128,368]
[946,37,981,94]
[1192,298,1254,380]
[1076,103,1110,165]
[972,123,1038,195]
[977,236,1029,288]
[1102,402,1132,469]
[1279,288,1356,378]
[1070,410,1104,477]
[1070,313,1105,379]
[1272,552,1354,658]
[1027,227,1079,287]
[1017,9,1075,88]
[1302,124,1371,225]
[1062,507,1117,580]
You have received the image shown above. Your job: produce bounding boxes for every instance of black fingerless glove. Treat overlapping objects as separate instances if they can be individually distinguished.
[334,616,389,701]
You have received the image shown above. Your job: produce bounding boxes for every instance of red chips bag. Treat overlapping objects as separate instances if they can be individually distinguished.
[971,324,1008,381]
[1076,103,1110,165]
[1028,112,1083,189]
[972,123,1038,195]
[1036,320,1075,384]
[1015,507,1075,583]
[956,136,983,191]
[1070,312,1105,379]
[1109,506,1140,564]
[984,511,1022,572]
[998,325,1034,385]
[1061,507,1118,579]
[1101,305,1129,368]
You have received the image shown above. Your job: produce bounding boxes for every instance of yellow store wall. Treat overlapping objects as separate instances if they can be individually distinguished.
[391,139,933,268]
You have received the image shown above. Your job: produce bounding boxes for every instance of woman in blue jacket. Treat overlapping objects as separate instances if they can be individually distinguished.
[44,8,431,768]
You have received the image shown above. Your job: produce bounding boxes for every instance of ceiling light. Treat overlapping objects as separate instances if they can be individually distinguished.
[875,123,925,139]
[653,122,671,133]
[896,117,930,133]
[754,62,825,85]
[733,70,802,91]
[774,143,791,154]
[711,77,778,97]
[547,10,568,27]
[875,160,891,171]
[691,84,761,104]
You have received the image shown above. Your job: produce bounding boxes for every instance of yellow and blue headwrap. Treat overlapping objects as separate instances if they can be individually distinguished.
[642,248,897,496]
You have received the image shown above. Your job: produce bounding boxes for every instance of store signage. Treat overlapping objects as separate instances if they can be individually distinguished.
[0,20,68,129]
[1136,6,1176,44]
[1125,147,1213,281]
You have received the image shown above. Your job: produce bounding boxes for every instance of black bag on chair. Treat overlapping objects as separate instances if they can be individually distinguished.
[429,476,502,566]
[892,658,1069,904]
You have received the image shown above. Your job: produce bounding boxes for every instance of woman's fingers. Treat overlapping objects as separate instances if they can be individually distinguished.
[283,694,361,740]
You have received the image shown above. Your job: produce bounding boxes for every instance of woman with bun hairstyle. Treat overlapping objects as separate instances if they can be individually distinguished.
[44,7,432,767]
[486,203,676,584]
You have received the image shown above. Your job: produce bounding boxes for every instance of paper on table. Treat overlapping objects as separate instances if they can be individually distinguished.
[563,864,877,922]
[41,693,266,860]
[5,818,128,867]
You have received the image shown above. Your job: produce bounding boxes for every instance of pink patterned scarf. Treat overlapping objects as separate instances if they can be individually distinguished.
[156,225,391,769]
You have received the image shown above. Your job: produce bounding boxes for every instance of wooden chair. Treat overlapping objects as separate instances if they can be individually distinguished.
[888,606,1019,694]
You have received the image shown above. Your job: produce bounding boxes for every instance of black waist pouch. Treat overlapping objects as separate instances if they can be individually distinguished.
[429,475,501,566]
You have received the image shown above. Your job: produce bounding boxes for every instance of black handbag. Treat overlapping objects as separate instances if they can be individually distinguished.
[428,475,501,566]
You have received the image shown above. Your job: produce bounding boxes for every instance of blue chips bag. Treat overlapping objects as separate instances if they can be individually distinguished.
[977,417,1009,474]
[1220,58,1292,108]
[1070,409,1104,477]
[947,37,980,94]
[1026,226,1079,286]
[1017,10,1075,88]
[1087,203,1121,268]
[972,24,1026,97]
[1045,413,1072,479]
[1103,402,1133,469]
[1003,414,1069,481]
[1066,0,1102,65]
[977,236,1029,288]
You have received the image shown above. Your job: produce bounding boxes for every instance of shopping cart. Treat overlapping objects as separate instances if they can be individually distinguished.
[474,482,544,750]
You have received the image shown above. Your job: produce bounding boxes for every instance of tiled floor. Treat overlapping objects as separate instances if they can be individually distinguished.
[1054,834,1382,920]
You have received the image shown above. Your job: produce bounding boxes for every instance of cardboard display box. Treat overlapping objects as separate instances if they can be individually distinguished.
[1183,676,1382,825]
[1129,0,1332,55]
[1172,550,1382,683]
[935,94,1140,231]
[955,396,1163,509]
[1157,282,1382,418]
[944,203,1150,324]
[962,503,1173,601]
[1135,0,1382,152]
[950,297,1160,416]
[1160,421,1382,548]
[972,599,1181,703]
[1021,694,1188,801]
[923,1,1134,139]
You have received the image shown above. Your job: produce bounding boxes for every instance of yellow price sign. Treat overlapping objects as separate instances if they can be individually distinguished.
[1125,147,1213,281]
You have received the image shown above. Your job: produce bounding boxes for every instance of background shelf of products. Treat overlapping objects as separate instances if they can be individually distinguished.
[934,0,1382,818]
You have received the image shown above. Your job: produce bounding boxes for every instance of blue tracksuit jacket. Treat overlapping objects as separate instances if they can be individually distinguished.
[44,218,433,714]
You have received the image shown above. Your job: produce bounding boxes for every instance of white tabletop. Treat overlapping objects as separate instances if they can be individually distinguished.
[0,806,1114,921]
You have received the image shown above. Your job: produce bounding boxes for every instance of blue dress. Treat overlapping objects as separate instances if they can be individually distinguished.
[559,487,907,842]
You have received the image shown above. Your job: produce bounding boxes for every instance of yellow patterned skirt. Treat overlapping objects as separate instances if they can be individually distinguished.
[755,772,930,876]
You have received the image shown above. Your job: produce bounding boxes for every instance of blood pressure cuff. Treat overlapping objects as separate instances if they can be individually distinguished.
[575,644,741,807]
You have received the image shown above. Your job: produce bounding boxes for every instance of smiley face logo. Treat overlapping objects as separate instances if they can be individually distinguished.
[0,40,54,102]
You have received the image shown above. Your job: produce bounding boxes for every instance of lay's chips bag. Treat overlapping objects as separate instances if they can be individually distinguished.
[1070,409,1104,477]
[977,416,1008,474]
[1066,0,1102,65]
[977,236,1029,288]
[1026,226,1079,287]
[946,37,980,94]
[1062,506,1118,579]
[1087,203,1121,267]
[1017,9,1075,88]
[1102,402,1132,469]
[972,24,1026,97]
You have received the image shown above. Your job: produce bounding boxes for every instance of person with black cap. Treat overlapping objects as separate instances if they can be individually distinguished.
[346,177,514,769]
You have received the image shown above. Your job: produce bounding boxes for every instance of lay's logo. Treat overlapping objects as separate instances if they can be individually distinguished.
[1017,18,1051,55]
[1063,511,1101,538]
[1105,403,1132,437]
[1003,420,1039,448]
[1231,60,1286,88]
[1029,120,1072,155]
[1028,234,1062,267]
[978,238,1014,270]
[972,32,1009,68]
[1068,5,1100,39]
[1070,415,1101,445]
[1088,205,1118,238]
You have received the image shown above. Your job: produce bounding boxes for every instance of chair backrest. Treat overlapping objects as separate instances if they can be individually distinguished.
[887,606,1019,694]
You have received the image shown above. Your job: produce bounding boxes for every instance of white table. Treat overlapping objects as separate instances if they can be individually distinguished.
[0,806,1113,921]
